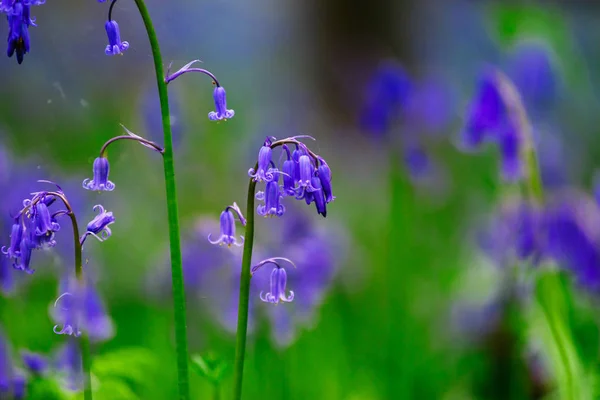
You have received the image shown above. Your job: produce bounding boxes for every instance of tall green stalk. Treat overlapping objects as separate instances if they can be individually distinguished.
[133,2,190,399]
[232,179,257,400]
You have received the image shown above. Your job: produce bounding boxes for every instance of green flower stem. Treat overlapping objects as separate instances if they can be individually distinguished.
[232,178,257,400]
[494,70,576,400]
[133,1,190,399]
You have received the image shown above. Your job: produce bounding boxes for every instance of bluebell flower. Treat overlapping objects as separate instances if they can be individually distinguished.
[208,203,245,247]
[6,2,33,65]
[461,70,504,150]
[52,292,81,337]
[1,220,22,260]
[104,20,129,56]
[294,155,319,201]
[13,237,33,274]
[499,120,522,182]
[360,62,412,136]
[281,145,297,196]
[80,204,115,245]
[12,374,25,399]
[33,201,59,236]
[309,176,326,217]
[544,195,600,291]
[21,351,47,375]
[51,276,114,341]
[82,157,115,191]
[507,40,558,112]
[55,339,82,392]
[316,157,334,204]
[248,144,275,182]
[252,258,296,304]
[208,86,235,121]
[256,173,285,217]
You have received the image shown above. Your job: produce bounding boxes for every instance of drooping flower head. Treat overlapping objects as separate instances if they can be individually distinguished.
[460,68,526,182]
[208,86,235,121]
[82,157,115,192]
[80,204,115,246]
[104,20,129,56]
[256,170,285,217]
[360,62,412,136]
[51,276,114,342]
[252,257,296,304]
[6,2,33,65]
[208,202,245,247]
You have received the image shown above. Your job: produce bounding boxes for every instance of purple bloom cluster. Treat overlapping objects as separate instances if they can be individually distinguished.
[248,137,334,218]
[0,0,43,64]
[477,191,600,292]
[0,330,26,399]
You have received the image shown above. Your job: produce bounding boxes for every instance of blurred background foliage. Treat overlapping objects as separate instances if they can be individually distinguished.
[2,0,600,399]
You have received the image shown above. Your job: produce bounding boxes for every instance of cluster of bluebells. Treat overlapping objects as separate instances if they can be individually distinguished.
[1,182,115,339]
[204,136,336,315]
[248,136,334,219]
[1,0,44,64]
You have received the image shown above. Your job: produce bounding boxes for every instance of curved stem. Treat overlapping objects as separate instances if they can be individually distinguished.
[108,0,118,21]
[165,67,221,87]
[133,1,190,399]
[99,135,164,156]
[232,179,257,400]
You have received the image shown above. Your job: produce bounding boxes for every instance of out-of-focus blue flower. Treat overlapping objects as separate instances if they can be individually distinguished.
[248,144,275,182]
[256,173,285,217]
[461,70,504,150]
[403,77,456,134]
[208,86,235,121]
[544,195,600,291]
[360,63,412,136]
[507,40,558,112]
[104,20,129,56]
[6,2,35,65]
[477,199,541,268]
[80,204,115,245]
[0,329,12,394]
[51,277,114,341]
[208,203,245,247]
[54,339,81,392]
[21,351,47,375]
[498,120,522,182]
[82,157,115,192]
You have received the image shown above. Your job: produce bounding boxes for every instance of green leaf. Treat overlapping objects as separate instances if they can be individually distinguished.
[191,353,228,384]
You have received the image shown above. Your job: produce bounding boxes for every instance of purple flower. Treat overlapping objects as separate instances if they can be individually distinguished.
[208,86,235,121]
[82,157,115,191]
[252,258,296,304]
[499,120,522,182]
[6,2,33,65]
[281,145,297,196]
[80,204,115,245]
[55,339,82,391]
[294,155,319,201]
[21,351,47,375]
[360,62,412,136]
[460,70,504,150]
[33,201,59,236]
[13,237,33,274]
[208,203,245,247]
[248,144,275,182]
[544,195,600,291]
[1,220,22,260]
[256,174,285,217]
[0,330,12,394]
[308,176,326,217]
[51,277,114,341]
[104,20,129,56]
[316,157,334,204]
